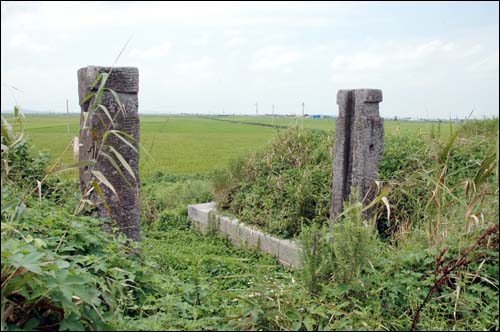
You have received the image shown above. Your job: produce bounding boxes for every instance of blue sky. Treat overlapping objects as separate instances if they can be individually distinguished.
[1,1,498,119]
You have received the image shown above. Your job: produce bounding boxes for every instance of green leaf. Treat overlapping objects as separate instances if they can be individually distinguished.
[80,92,95,106]
[52,259,70,269]
[91,180,112,214]
[59,313,85,331]
[303,316,315,331]
[90,73,103,90]
[73,285,101,306]
[105,88,125,115]
[9,251,45,275]
[33,238,47,249]
[23,318,40,331]
[1,198,21,213]
[100,151,133,187]
[13,203,26,222]
[48,160,96,175]
[103,130,138,154]
[105,145,136,181]
[96,73,110,105]
[92,170,118,197]
[97,104,115,127]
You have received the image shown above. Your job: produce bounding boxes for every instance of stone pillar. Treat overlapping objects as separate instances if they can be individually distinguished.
[78,66,141,241]
[331,89,384,220]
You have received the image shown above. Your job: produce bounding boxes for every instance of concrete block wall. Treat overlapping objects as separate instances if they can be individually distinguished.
[187,202,302,267]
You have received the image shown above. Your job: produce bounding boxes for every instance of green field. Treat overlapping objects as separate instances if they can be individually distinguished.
[17,115,454,177]
[218,116,453,136]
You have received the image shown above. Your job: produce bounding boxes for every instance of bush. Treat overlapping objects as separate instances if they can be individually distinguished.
[213,126,333,239]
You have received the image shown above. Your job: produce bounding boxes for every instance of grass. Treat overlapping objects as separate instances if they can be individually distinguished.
[18,114,455,178]
[216,115,454,137]
[17,115,276,176]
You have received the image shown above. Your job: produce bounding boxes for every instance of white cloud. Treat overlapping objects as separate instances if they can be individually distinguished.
[172,56,216,81]
[1,1,339,37]
[129,42,172,59]
[9,33,50,53]
[330,40,478,76]
[251,46,302,71]
[327,39,499,119]
[467,51,499,74]
[331,54,384,71]
[192,33,211,46]
[225,35,247,49]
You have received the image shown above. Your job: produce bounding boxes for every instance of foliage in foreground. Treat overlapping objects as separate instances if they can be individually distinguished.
[2,110,146,330]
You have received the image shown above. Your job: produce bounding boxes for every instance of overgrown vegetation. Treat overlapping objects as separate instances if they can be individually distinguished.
[213,120,499,330]
[1,130,293,330]
[213,127,334,238]
[1,108,141,330]
[2,101,498,330]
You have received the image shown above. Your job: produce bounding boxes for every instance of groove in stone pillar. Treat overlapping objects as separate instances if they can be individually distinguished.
[341,90,354,201]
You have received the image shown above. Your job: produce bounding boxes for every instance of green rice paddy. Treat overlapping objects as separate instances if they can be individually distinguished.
[16,114,453,177]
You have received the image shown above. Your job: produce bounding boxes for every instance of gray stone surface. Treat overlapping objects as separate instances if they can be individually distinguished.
[278,239,302,267]
[331,89,384,219]
[188,202,302,267]
[247,228,261,248]
[78,66,141,241]
[188,202,216,234]
[227,219,240,245]
[258,233,280,258]
[238,225,259,249]
[218,215,230,234]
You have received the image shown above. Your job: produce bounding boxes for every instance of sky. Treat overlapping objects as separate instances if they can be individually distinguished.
[1,1,499,119]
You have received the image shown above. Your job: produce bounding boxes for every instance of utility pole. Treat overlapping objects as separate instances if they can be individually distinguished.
[66,99,70,136]
[301,102,305,128]
[272,104,275,126]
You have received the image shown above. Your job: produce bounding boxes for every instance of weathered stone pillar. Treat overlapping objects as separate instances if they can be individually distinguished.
[331,89,384,220]
[78,66,141,241]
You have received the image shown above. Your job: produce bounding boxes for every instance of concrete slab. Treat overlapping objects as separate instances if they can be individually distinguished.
[188,202,302,268]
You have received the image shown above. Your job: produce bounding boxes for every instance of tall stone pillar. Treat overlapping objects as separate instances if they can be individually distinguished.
[77,66,141,241]
[331,89,384,220]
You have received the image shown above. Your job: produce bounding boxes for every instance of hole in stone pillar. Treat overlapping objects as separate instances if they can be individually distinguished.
[369,144,374,152]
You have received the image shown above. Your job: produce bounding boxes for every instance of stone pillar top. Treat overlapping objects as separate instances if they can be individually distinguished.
[77,66,139,93]
[337,89,383,104]
[357,89,383,103]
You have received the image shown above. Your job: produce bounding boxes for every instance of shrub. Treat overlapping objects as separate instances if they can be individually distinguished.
[213,126,333,239]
